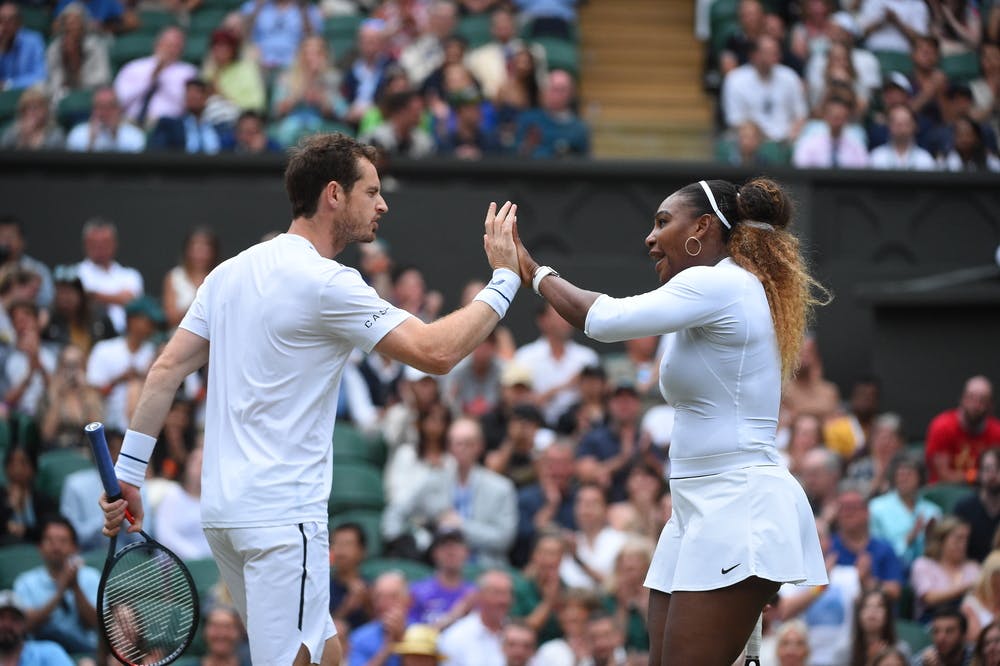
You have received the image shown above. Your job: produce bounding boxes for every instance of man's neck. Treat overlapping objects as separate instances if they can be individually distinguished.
[980,488,1000,513]
[479,610,503,633]
[546,336,566,358]
[457,465,473,484]
[959,410,986,435]
[436,569,463,587]
[125,333,145,352]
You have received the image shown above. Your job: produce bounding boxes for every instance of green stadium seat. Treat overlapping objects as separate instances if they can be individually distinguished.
[185,557,220,599]
[19,6,52,35]
[35,449,94,502]
[111,33,156,72]
[896,619,931,653]
[182,32,211,65]
[709,0,739,55]
[329,463,384,513]
[359,557,433,582]
[11,414,39,453]
[0,88,23,130]
[873,50,914,77]
[323,13,362,40]
[941,51,981,84]
[0,543,43,588]
[533,37,578,76]
[199,0,243,10]
[137,9,180,35]
[329,509,383,557]
[327,34,355,63]
[456,13,492,49]
[189,8,228,33]
[57,88,94,130]
[332,424,386,468]
[919,482,974,513]
[83,549,107,571]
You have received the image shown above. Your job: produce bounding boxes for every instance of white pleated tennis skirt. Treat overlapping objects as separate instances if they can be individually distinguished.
[644,465,828,593]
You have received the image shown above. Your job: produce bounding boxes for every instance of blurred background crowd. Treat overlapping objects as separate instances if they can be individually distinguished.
[0,0,997,167]
[0,210,997,666]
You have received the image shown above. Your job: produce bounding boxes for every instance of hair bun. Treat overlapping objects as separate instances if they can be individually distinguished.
[736,178,793,230]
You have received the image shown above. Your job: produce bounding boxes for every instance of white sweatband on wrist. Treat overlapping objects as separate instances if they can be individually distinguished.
[474,268,520,318]
[532,265,560,296]
[114,429,157,488]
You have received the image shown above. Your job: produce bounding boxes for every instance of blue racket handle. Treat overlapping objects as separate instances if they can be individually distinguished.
[84,422,122,501]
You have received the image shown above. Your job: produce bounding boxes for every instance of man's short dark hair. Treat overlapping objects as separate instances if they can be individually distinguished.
[332,522,367,551]
[383,90,419,118]
[0,214,23,233]
[41,515,79,547]
[237,110,264,126]
[284,133,379,219]
[932,607,968,635]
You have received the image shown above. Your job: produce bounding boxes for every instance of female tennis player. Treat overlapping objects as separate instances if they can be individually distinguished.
[512,177,829,665]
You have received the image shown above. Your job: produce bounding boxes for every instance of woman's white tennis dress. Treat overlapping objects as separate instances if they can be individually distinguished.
[585,258,827,593]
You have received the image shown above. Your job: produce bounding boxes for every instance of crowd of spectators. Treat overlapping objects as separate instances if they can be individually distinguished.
[0,0,591,159]
[701,0,1000,170]
[0,209,999,665]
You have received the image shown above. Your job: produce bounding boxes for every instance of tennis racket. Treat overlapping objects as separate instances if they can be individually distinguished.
[744,613,763,666]
[84,422,200,666]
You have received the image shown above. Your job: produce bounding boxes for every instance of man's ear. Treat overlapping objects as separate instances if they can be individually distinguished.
[325,180,342,209]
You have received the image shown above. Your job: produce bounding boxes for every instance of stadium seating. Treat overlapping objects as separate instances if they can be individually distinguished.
[19,6,52,36]
[329,463,384,513]
[533,37,579,77]
[456,13,492,49]
[919,482,974,513]
[57,88,95,130]
[35,449,94,502]
[185,557,221,599]
[189,8,229,33]
[941,51,982,84]
[709,0,739,57]
[110,33,157,72]
[136,9,180,35]
[873,51,914,76]
[0,543,42,588]
[896,619,931,653]
[332,424,387,468]
[359,557,433,582]
[0,88,23,133]
[183,32,211,65]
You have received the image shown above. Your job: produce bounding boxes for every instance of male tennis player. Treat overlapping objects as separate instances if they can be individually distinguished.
[100,133,523,665]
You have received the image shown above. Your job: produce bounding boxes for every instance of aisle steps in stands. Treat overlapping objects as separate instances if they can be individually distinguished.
[578,0,713,159]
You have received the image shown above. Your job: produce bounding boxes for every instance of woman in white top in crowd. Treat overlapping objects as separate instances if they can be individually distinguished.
[963,551,1000,643]
[162,227,221,329]
[510,177,829,665]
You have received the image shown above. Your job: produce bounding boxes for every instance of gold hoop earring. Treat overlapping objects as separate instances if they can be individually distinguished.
[685,236,702,257]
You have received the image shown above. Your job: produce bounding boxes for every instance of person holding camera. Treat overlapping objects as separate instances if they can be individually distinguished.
[39,344,104,451]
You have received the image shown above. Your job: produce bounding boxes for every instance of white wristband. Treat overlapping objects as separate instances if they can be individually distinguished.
[532,266,560,296]
[473,268,521,318]
[114,429,157,488]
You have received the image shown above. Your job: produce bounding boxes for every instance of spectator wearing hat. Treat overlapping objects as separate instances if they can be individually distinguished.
[409,527,476,629]
[438,569,513,666]
[394,624,446,666]
[576,382,645,503]
[114,27,198,128]
[41,264,116,355]
[869,103,938,169]
[480,362,534,452]
[75,217,144,335]
[200,28,266,126]
[866,71,914,149]
[382,417,517,568]
[0,2,46,91]
[149,78,223,154]
[85,295,161,433]
[435,85,502,159]
[13,516,100,655]
[486,403,547,488]
[66,85,146,152]
[0,86,65,150]
[0,216,54,311]
[0,590,74,665]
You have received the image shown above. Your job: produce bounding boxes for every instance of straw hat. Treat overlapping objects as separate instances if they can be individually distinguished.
[393,624,445,660]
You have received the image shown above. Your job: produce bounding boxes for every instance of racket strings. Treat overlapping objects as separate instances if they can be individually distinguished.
[102,547,197,666]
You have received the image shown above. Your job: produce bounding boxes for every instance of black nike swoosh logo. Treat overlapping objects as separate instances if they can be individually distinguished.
[721,563,741,574]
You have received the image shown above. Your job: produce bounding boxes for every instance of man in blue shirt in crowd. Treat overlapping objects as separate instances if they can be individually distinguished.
[0,590,74,666]
[0,3,45,91]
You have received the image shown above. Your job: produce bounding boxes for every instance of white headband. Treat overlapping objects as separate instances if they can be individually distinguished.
[698,180,731,229]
